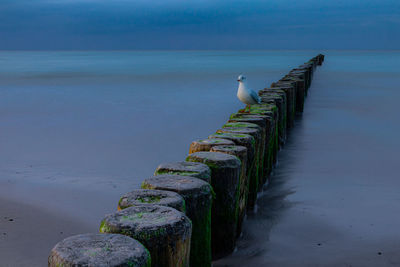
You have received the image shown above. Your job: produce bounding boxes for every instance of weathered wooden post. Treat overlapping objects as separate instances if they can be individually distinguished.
[189,138,234,154]
[246,104,280,167]
[154,161,211,183]
[226,118,266,177]
[100,205,192,267]
[118,189,186,212]
[258,90,287,144]
[186,152,241,259]
[208,132,258,209]
[229,113,274,180]
[270,83,296,128]
[142,175,212,267]
[280,76,305,113]
[49,233,151,267]
[210,145,248,237]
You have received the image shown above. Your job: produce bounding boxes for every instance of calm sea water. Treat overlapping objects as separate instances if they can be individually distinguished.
[1,50,400,266]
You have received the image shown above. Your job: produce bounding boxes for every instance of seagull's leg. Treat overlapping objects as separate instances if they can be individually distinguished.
[246,104,251,113]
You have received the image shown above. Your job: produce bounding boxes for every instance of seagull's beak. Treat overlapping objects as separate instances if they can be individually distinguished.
[237,79,240,82]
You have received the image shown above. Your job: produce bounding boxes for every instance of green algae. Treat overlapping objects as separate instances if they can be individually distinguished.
[155,170,199,177]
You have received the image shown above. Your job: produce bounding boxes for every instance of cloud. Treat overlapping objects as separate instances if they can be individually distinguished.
[0,0,399,49]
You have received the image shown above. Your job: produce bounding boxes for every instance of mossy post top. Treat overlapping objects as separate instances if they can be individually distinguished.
[118,189,185,212]
[142,174,211,197]
[154,161,211,182]
[230,112,272,122]
[223,122,261,130]
[228,116,266,128]
[100,205,191,237]
[191,138,234,146]
[48,233,151,267]
[186,151,241,169]
[189,138,235,154]
[218,127,260,135]
[209,132,254,144]
[210,145,247,156]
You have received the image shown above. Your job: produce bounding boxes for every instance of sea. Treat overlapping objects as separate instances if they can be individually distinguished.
[1,50,400,266]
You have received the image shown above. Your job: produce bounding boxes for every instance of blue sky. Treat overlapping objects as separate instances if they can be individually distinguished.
[0,0,399,50]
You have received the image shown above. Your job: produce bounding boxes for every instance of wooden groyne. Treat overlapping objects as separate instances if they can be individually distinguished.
[48,54,325,267]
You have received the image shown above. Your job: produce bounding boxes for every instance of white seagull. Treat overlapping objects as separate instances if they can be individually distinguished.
[237,74,261,113]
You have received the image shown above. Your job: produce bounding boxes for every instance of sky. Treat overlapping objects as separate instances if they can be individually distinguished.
[0,0,399,50]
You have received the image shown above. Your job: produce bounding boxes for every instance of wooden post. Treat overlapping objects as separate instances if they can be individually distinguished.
[154,161,211,183]
[208,132,258,209]
[269,84,296,128]
[118,189,186,212]
[258,90,287,144]
[189,138,234,154]
[186,152,241,260]
[210,145,248,238]
[100,205,192,267]
[142,175,213,267]
[49,233,151,267]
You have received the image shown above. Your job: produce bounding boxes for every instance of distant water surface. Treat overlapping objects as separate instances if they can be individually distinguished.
[1,50,400,266]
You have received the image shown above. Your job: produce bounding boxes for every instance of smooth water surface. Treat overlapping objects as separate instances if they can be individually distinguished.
[1,50,400,266]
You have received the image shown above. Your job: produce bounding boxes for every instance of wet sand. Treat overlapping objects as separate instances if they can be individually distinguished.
[0,197,94,267]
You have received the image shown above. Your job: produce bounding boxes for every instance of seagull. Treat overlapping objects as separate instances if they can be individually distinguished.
[237,74,261,113]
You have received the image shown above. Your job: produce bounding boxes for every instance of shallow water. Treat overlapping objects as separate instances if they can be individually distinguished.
[1,50,400,266]
[215,51,400,266]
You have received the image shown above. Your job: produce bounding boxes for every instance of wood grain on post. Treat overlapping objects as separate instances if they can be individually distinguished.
[118,189,186,212]
[228,113,272,180]
[208,132,258,208]
[186,152,241,260]
[280,76,305,113]
[269,84,296,128]
[258,91,287,144]
[247,104,280,168]
[210,145,248,238]
[48,233,151,267]
[142,175,213,267]
[189,138,234,154]
[100,205,192,267]
[154,161,211,183]
[216,127,262,204]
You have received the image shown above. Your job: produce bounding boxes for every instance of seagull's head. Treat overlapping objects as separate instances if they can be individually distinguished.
[237,74,246,82]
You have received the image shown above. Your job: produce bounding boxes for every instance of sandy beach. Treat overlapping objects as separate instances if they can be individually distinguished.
[0,197,94,266]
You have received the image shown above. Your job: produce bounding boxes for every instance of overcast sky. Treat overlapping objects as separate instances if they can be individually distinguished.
[0,0,399,50]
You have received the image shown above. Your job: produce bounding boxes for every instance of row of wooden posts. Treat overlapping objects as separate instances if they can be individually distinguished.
[48,54,325,267]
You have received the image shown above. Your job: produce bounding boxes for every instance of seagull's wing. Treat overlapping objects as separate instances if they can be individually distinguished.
[250,89,261,104]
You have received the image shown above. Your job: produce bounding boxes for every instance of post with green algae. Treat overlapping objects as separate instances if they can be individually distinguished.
[186,151,241,260]
[280,76,305,113]
[269,84,296,129]
[210,145,248,238]
[245,104,280,169]
[154,161,211,183]
[258,91,287,145]
[208,132,258,209]
[223,120,266,178]
[189,138,235,154]
[290,69,310,91]
[48,233,151,267]
[218,123,265,192]
[141,174,213,267]
[216,127,261,182]
[229,113,273,181]
[100,205,192,267]
[117,189,186,212]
